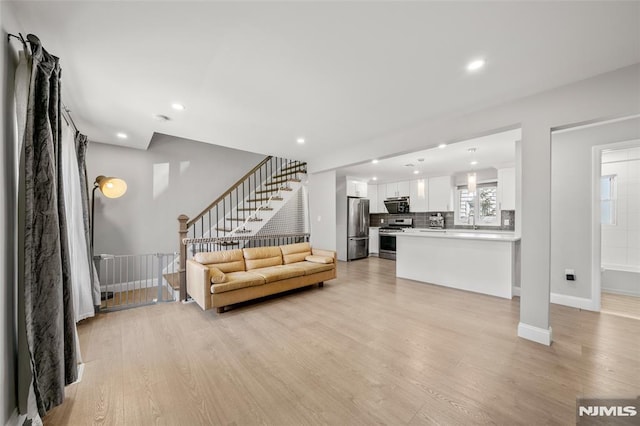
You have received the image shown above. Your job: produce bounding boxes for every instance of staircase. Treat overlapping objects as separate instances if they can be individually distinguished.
[175,156,309,300]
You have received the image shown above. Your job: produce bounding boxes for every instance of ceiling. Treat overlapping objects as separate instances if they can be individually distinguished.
[338,128,520,184]
[8,2,640,164]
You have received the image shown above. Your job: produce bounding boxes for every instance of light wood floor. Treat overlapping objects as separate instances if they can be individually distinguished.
[601,292,640,320]
[45,257,640,425]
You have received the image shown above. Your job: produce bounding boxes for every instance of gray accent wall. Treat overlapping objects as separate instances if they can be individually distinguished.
[87,133,264,255]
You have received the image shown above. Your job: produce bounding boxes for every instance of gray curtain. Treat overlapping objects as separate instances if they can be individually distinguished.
[23,34,77,416]
[75,132,100,305]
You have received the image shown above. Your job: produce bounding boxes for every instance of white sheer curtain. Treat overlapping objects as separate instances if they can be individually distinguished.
[61,120,95,321]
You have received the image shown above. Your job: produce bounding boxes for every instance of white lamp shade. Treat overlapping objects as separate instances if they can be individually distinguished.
[95,175,127,198]
[467,173,477,193]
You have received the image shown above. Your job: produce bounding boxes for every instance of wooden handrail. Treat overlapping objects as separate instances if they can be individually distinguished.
[186,155,273,228]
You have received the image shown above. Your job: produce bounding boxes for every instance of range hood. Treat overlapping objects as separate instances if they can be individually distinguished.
[384,197,410,214]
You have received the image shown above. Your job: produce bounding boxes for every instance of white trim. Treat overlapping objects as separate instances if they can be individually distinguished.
[550,292,598,311]
[512,286,521,297]
[602,287,640,297]
[517,322,553,346]
[602,264,640,273]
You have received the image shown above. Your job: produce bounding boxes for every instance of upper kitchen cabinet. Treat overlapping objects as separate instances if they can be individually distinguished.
[347,178,368,197]
[497,167,516,211]
[386,181,410,198]
[377,185,387,213]
[410,179,428,212]
[428,176,454,211]
[367,184,378,212]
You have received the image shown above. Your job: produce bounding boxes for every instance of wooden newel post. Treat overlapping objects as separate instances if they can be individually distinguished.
[178,214,189,302]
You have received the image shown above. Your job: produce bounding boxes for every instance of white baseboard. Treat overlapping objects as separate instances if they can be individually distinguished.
[512,286,521,297]
[602,287,640,297]
[550,292,598,311]
[518,322,553,346]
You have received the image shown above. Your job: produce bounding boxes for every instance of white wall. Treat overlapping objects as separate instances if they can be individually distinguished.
[1,3,20,423]
[308,170,337,252]
[87,133,264,255]
[551,119,640,305]
[308,63,640,345]
[601,146,640,270]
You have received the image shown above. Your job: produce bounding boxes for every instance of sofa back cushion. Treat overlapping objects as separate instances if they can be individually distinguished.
[243,246,283,270]
[193,249,245,273]
[280,242,312,264]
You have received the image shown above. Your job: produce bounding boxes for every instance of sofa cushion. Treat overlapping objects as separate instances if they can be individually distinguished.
[250,265,306,283]
[210,271,266,294]
[194,249,245,273]
[208,266,226,284]
[280,242,312,264]
[243,247,283,270]
[305,255,334,264]
[295,261,335,275]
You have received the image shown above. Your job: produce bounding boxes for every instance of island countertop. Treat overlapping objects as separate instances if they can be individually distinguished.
[398,229,520,242]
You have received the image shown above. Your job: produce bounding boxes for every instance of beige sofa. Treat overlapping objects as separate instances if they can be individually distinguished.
[186,242,336,312]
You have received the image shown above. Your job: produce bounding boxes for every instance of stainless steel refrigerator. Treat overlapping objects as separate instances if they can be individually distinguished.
[347,197,370,260]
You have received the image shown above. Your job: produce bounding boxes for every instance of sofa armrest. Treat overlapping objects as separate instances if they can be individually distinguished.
[187,259,212,310]
[312,248,336,260]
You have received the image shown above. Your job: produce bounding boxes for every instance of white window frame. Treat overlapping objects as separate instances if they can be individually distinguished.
[600,174,617,226]
[454,182,500,227]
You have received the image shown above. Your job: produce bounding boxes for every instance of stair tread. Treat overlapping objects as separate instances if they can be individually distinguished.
[272,170,307,179]
[280,162,307,172]
[227,218,263,221]
[238,207,273,211]
[265,179,301,186]
[247,197,283,202]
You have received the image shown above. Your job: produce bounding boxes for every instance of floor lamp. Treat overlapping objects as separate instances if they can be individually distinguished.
[91,175,127,301]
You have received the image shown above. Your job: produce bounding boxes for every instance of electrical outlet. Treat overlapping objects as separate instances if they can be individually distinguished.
[381,218,384,223]
[503,219,510,226]
[565,269,576,281]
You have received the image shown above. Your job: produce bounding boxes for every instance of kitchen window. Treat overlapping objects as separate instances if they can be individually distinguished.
[455,182,499,226]
[600,174,616,225]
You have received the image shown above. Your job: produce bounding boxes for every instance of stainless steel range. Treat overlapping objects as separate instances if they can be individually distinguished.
[379,218,413,260]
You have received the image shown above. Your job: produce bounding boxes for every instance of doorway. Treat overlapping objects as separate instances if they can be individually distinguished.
[598,143,640,319]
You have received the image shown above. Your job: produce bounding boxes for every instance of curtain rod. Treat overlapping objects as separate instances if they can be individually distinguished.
[9,33,82,135]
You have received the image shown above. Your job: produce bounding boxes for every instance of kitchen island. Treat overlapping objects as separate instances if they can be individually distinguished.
[396,230,520,299]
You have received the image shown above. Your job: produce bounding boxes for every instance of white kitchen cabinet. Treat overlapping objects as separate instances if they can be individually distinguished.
[377,185,387,213]
[367,184,378,213]
[385,181,411,198]
[410,179,428,212]
[497,168,516,211]
[428,176,454,211]
[347,179,367,197]
[369,227,379,255]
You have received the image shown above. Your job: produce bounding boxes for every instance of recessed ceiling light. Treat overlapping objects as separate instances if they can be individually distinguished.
[417,158,424,162]
[413,170,419,175]
[171,103,185,111]
[296,138,305,144]
[116,132,128,139]
[470,160,478,165]
[468,147,477,153]
[438,143,447,149]
[372,177,378,181]
[372,159,379,164]
[404,163,415,167]
[466,58,486,72]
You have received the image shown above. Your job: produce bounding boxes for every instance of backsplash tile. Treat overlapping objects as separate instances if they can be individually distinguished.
[370,210,515,231]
